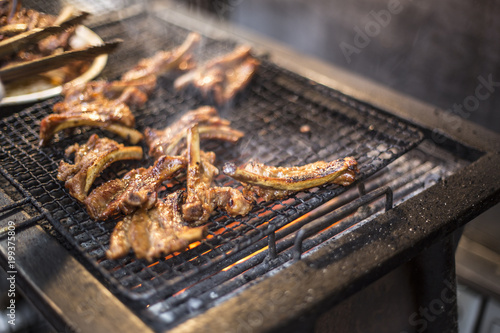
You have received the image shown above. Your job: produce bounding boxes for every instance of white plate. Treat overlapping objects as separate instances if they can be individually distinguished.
[0,25,108,106]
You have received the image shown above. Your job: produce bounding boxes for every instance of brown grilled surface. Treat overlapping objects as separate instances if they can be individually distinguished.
[0,14,424,329]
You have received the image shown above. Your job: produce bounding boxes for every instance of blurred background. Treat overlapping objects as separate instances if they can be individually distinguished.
[184,0,500,134]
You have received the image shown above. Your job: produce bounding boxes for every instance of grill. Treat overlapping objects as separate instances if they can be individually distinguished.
[1,3,499,333]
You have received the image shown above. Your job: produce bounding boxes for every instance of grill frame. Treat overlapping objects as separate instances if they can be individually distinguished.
[0,3,499,333]
[156,6,500,333]
[0,11,425,307]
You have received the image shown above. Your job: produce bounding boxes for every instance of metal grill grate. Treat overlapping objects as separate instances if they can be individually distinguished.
[0,13,424,318]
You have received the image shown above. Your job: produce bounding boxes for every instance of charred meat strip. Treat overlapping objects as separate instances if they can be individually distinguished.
[39,33,201,146]
[39,100,144,146]
[106,191,208,261]
[182,124,252,224]
[57,134,143,202]
[121,32,201,82]
[38,79,148,146]
[174,45,260,105]
[223,157,358,201]
[144,106,244,158]
[84,155,187,221]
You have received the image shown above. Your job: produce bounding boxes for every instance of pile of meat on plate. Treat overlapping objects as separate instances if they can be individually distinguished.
[40,32,358,261]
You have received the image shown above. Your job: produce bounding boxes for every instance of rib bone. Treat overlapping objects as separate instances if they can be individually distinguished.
[223,157,358,201]
[57,134,143,202]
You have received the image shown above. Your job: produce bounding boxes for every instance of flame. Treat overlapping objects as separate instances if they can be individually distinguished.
[147,261,159,268]
[172,287,188,297]
[222,246,267,272]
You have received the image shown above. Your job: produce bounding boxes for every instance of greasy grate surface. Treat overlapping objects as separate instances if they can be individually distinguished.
[0,14,423,307]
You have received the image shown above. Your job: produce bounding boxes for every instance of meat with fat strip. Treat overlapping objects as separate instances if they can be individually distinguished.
[39,32,201,146]
[174,45,259,105]
[223,157,358,201]
[121,31,200,82]
[57,134,143,202]
[84,155,187,220]
[106,125,250,261]
[0,4,76,61]
[106,191,208,261]
[144,105,244,159]
[39,96,144,146]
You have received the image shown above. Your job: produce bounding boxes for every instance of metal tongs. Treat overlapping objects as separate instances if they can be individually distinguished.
[0,40,122,82]
[0,11,90,58]
[0,8,121,82]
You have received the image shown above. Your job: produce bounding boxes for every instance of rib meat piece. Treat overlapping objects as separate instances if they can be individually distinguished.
[174,45,259,105]
[181,124,252,224]
[84,155,187,220]
[57,134,143,202]
[56,32,201,110]
[54,76,157,111]
[106,191,208,261]
[223,157,358,201]
[39,100,144,146]
[56,32,200,109]
[39,33,201,146]
[144,106,244,159]
[121,32,201,82]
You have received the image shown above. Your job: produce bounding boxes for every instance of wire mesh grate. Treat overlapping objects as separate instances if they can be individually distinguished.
[0,14,423,310]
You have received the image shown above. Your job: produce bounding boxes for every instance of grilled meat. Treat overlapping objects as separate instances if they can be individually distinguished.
[39,33,201,146]
[144,106,244,159]
[121,32,201,82]
[182,124,252,224]
[223,157,358,201]
[0,5,72,53]
[39,78,150,146]
[106,213,132,260]
[54,76,156,111]
[106,191,208,261]
[84,155,187,220]
[56,32,200,109]
[1,5,51,34]
[174,45,259,105]
[57,134,143,202]
[0,4,88,81]
[39,98,144,146]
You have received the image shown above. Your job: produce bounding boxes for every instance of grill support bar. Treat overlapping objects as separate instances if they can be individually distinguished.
[0,4,498,331]
[293,186,394,261]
